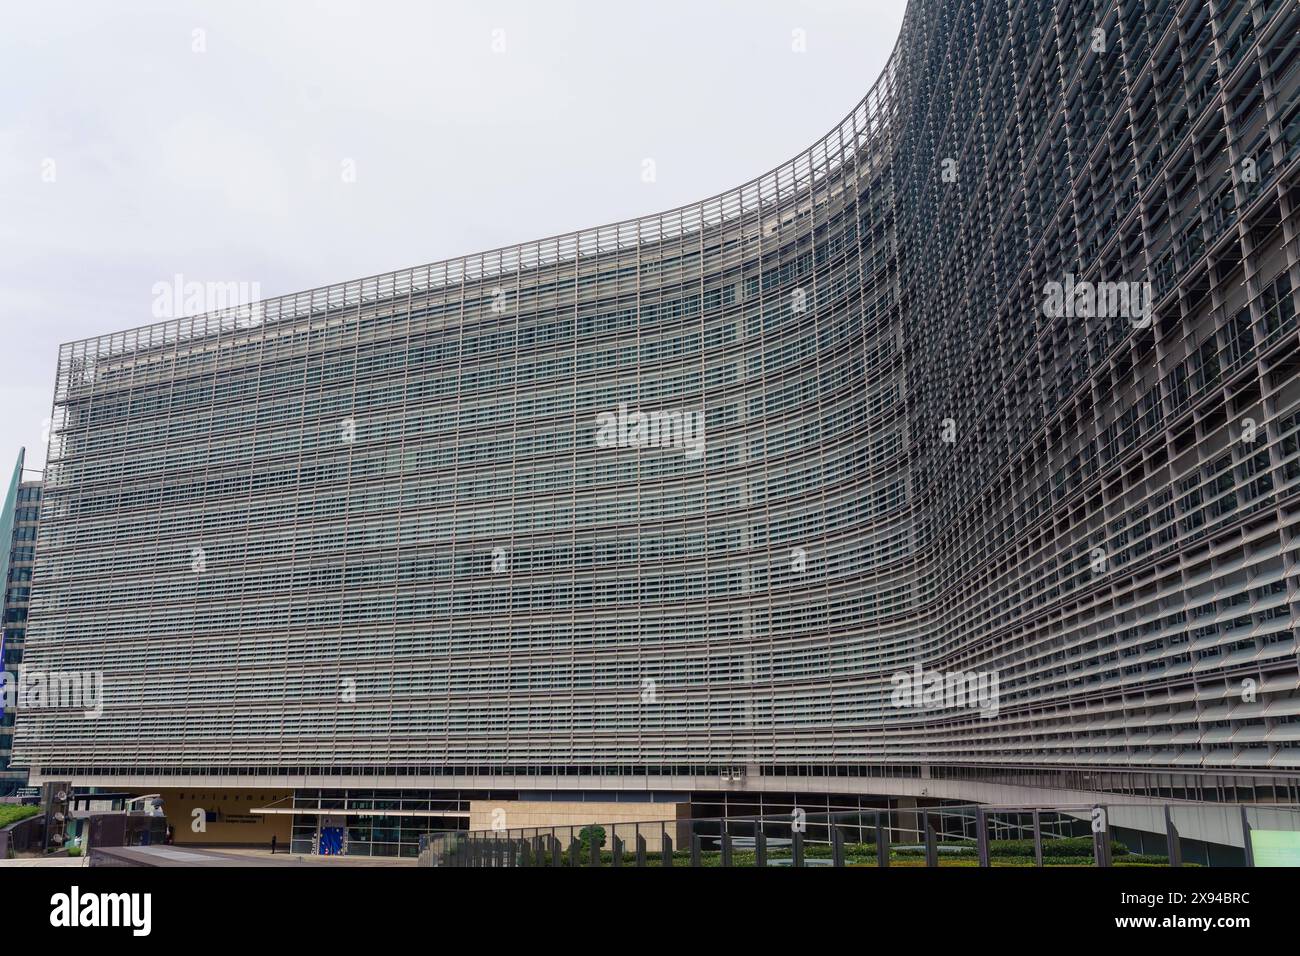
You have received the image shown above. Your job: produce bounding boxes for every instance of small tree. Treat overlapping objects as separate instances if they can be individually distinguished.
[578,825,606,850]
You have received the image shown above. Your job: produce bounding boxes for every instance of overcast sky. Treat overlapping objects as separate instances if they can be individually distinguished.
[0,0,907,474]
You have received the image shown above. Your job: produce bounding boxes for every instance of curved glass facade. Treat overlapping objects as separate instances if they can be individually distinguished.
[14,0,1300,784]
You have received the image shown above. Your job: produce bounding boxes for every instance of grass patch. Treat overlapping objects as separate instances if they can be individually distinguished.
[0,805,42,829]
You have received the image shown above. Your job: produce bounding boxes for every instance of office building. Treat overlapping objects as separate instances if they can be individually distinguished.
[13,0,1300,853]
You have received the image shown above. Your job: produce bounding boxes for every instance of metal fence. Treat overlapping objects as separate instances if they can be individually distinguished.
[418,803,1300,868]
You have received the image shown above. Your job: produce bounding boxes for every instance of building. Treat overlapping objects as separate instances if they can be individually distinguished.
[12,0,1300,855]
[0,450,42,796]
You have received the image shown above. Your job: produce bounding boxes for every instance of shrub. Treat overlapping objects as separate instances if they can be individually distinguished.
[990,837,1127,858]
[0,805,42,829]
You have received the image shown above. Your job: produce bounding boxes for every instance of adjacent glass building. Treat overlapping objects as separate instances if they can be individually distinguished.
[1,450,42,795]
[13,0,1300,810]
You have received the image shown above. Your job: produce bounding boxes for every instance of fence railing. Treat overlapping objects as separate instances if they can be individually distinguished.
[417,803,1300,868]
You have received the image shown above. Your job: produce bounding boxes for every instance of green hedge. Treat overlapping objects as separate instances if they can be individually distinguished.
[868,837,1130,860]
[0,805,42,829]
[991,837,1127,858]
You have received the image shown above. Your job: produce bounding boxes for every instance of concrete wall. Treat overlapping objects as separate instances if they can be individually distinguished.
[153,787,292,847]
[35,769,1190,811]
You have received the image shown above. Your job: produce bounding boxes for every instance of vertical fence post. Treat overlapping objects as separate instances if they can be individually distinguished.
[792,828,804,868]
[1091,806,1112,867]
[690,832,702,868]
[551,834,562,868]
[1164,806,1182,867]
[976,808,990,867]
[755,828,767,868]
[832,826,845,867]
[876,812,889,868]
[612,835,623,868]
[636,831,647,867]
[1241,806,1254,867]
[662,829,673,867]
[720,825,732,867]
[1032,810,1043,867]
[924,812,938,868]
[589,829,600,867]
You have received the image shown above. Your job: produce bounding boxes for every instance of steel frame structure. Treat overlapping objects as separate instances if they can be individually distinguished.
[13,0,1300,798]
